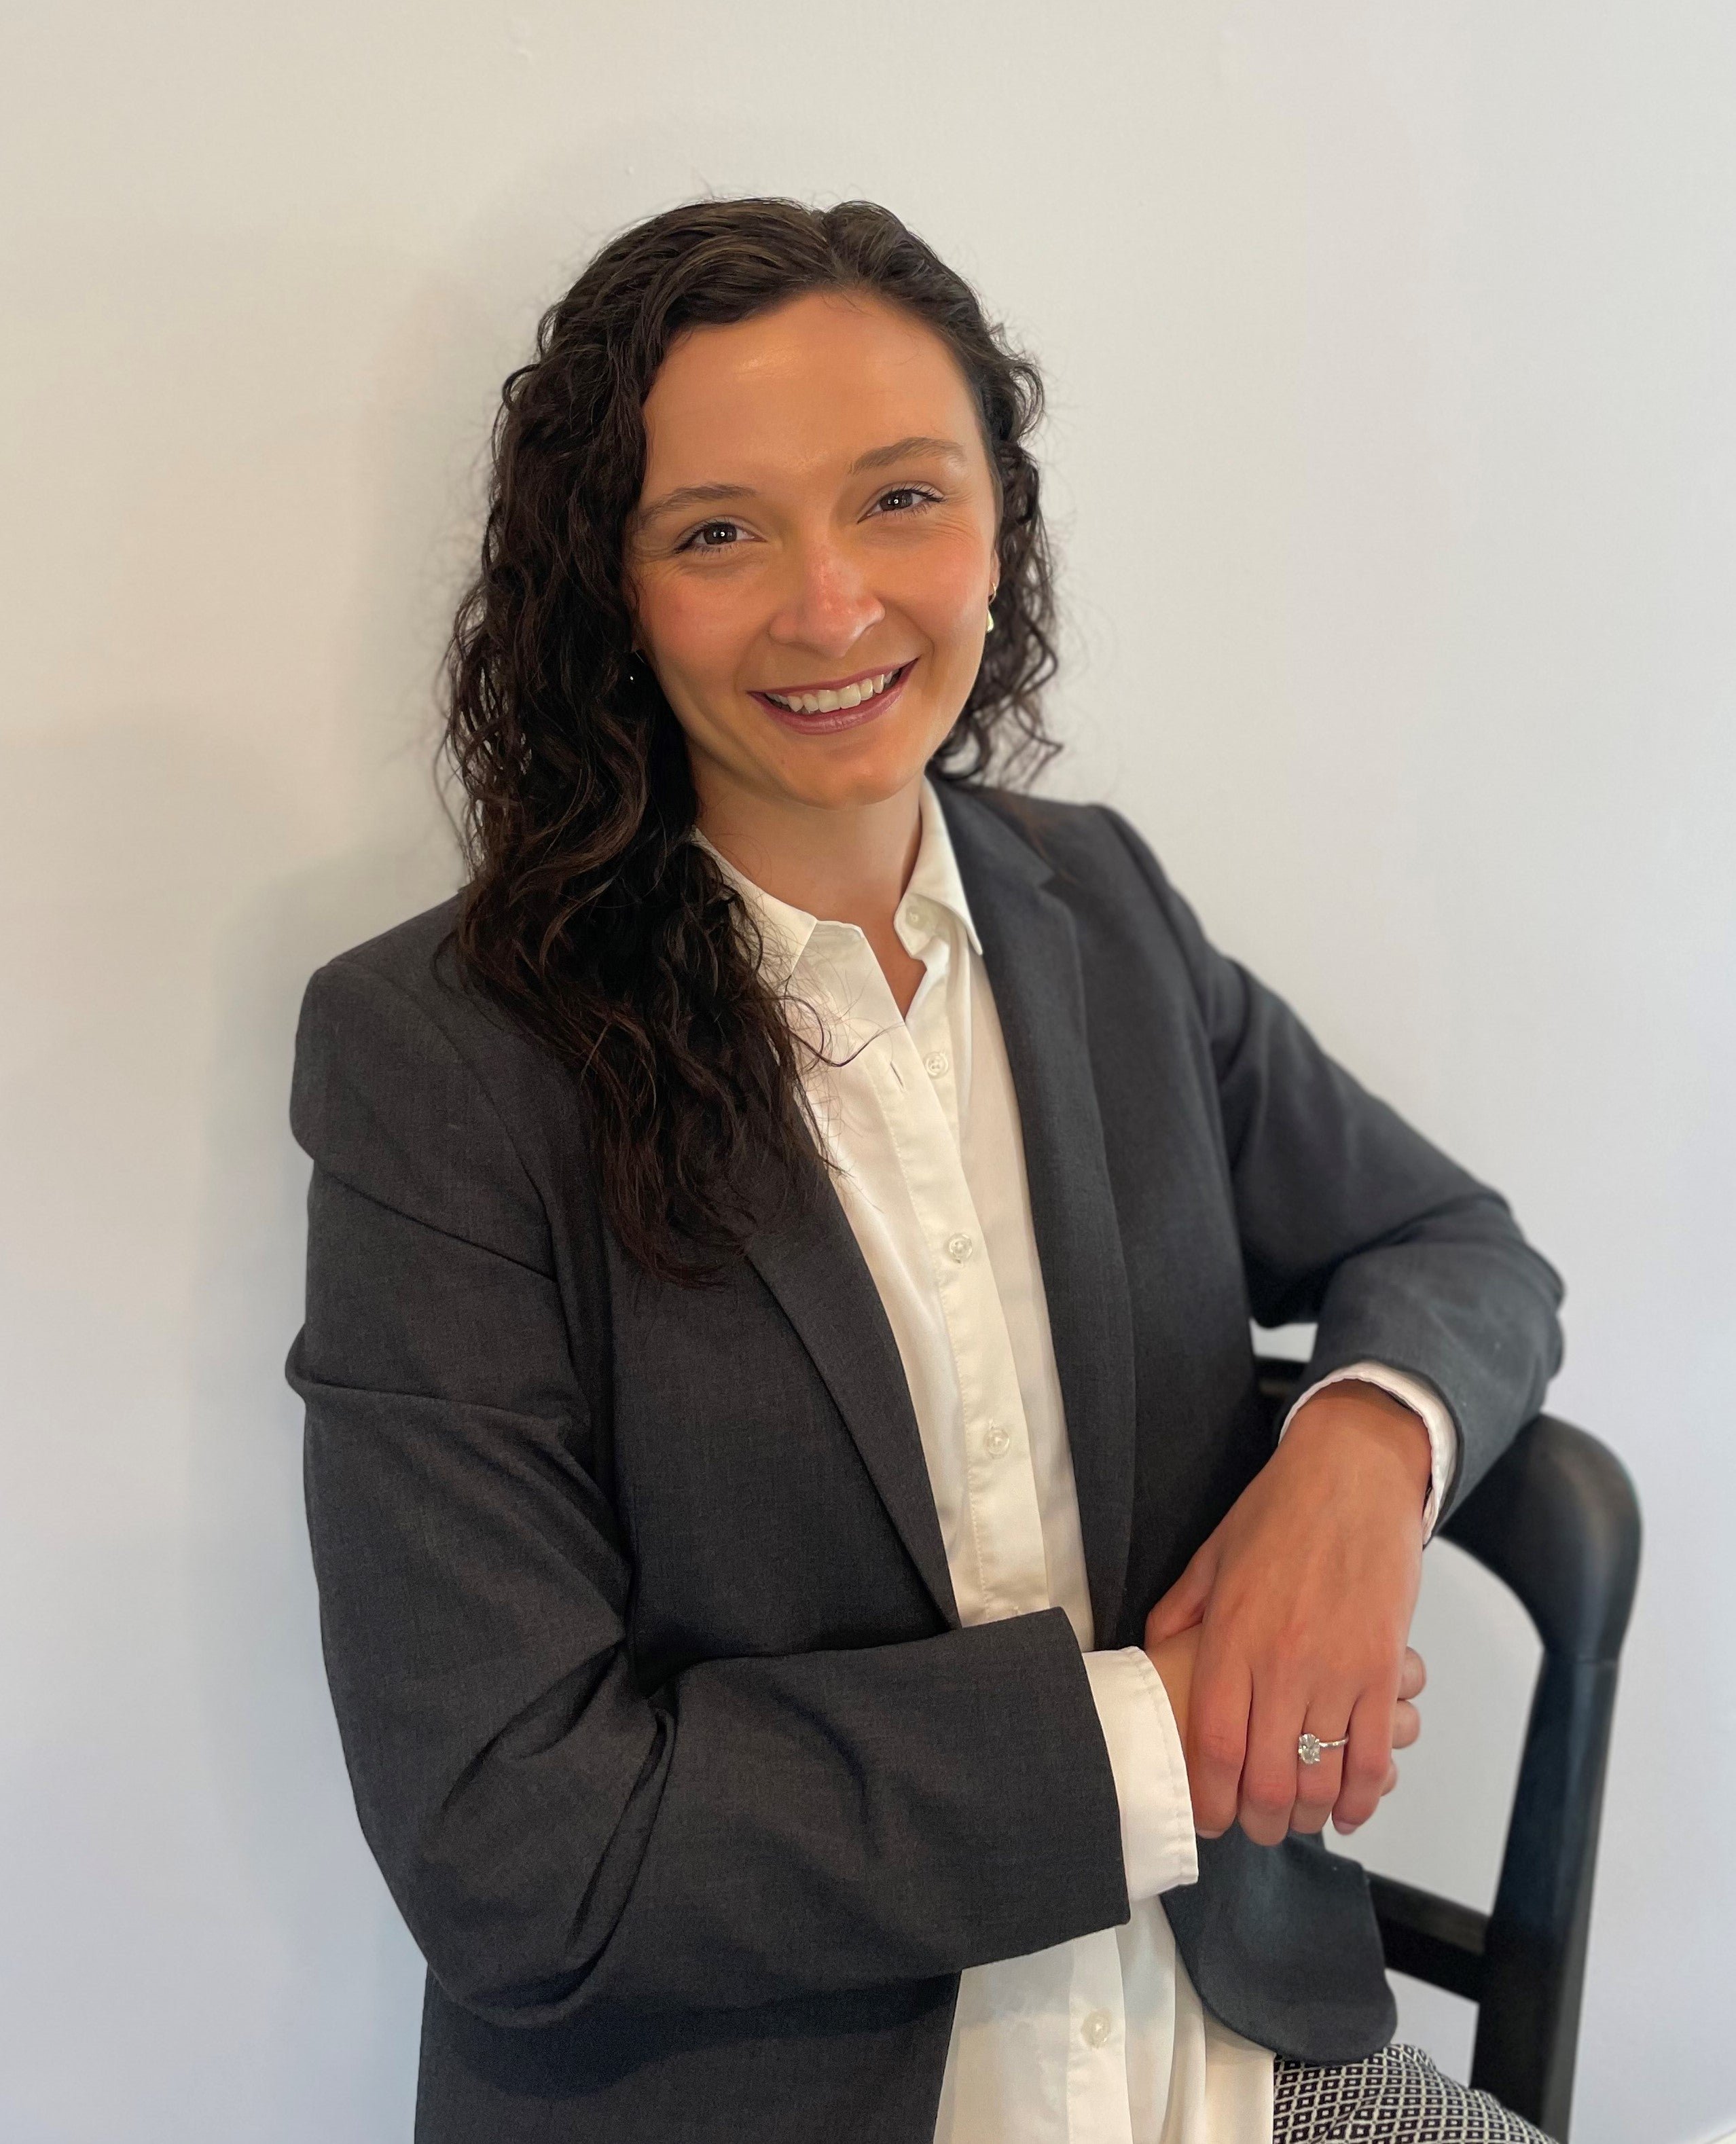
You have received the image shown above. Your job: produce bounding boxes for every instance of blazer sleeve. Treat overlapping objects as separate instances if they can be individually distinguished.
[1098,807,1565,1521]
[288,953,1129,2029]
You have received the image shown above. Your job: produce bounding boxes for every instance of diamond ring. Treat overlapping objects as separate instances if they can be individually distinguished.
[1297,1732,1351,1766]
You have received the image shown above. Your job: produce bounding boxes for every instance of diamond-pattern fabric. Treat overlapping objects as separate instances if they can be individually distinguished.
[1272,2043,1556,2143]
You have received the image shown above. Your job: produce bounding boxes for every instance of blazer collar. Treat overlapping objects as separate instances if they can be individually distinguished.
[741,782,1139,1647]
[937,784,1139,1647]
[742,1167,962,1629]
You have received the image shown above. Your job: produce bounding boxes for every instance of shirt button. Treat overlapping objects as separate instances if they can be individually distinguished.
[924,1051,950,1078]
[1081,2010,1113,2050]
[984,1423,1011,1457]
[945,1232,974,1264]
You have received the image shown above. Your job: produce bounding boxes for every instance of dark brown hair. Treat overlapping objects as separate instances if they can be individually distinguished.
[443,196,1060,1280]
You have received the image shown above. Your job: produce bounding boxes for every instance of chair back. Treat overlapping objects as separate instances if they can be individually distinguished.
[1439,1413,1640,2134]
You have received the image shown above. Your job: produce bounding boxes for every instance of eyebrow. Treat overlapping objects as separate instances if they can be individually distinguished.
[848,434,969,475]
[634,479,754,526]
[635,436,969,527]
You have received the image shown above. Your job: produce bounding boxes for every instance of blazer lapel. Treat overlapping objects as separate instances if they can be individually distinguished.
[940,785,1140,1648]
[743,1163,961,1630]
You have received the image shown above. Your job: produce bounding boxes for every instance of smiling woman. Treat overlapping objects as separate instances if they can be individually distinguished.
[628,302,998,791]
[289,198,1563,2144]
[441,201,1059,1275]
[627,293,1008,1015]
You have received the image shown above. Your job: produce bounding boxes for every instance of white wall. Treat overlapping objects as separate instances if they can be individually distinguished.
[3,5,1731,2138]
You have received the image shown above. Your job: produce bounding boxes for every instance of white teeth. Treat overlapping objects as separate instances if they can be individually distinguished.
[766,666,900,714]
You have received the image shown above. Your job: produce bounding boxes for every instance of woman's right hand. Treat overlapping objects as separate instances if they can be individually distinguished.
[1143,1630,1426,1835]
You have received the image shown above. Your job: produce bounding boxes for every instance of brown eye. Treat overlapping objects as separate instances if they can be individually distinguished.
[689,521,741,549]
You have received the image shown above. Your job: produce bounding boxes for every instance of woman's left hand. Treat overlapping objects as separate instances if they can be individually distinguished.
[1143,1379,1433,1845]
[1147,1624,1425,1831]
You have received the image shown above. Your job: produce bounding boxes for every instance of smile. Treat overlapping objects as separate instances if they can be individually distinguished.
[754,661,914,721]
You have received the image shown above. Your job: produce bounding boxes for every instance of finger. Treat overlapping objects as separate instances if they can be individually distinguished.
[1398,1647,1426,1702]
[1380,1759,1398,1797]
[1236,1679,1314,1849]
[1185,1641,1252,1840]
[1288,1732,1347,1834]
[1289,1701,1357,1834]
[1390,1698,1420,1751]
[1331,1685,1396,1834]
[1145,1543,1218,1646]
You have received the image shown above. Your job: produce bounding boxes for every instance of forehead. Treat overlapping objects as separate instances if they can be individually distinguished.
[640,291,983,485]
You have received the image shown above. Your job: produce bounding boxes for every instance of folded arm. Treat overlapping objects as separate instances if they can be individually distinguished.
[1101,807,1564,1844]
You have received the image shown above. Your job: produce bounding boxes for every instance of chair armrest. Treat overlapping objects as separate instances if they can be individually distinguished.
[1367,1872,1487,2001]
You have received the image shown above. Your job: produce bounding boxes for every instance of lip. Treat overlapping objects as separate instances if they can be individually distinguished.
[748,660,916,736]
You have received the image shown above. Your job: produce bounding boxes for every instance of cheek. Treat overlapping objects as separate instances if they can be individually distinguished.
[895,532,994,649]
[634,573,753,691]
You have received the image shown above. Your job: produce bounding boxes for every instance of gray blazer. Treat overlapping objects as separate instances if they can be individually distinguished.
[289,784,1563,2144]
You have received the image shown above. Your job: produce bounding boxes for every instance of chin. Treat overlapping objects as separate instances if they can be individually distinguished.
[763,697,958,814]
[775,740,936,814]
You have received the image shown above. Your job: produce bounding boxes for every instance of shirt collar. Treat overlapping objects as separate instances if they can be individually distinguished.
[904,776,985,958]
[695,777,983,992]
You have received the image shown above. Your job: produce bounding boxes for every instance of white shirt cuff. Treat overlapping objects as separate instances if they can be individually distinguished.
[1081,1646,1198,1902]
[1278,1360,1460,1541]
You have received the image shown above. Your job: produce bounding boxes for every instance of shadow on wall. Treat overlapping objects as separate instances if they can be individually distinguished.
[186,837,455,2132]
[3,186,643,2137]
[161,229,503,2130]
[1,704,455,2139]
[159,232,501,2136]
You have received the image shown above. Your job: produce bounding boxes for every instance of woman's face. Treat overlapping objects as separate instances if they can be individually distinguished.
[625,291,1001,821]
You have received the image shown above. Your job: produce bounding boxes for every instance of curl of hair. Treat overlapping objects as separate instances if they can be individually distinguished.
[443,196,1060,1281]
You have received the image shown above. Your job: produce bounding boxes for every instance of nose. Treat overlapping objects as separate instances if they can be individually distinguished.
[764,533,886,659]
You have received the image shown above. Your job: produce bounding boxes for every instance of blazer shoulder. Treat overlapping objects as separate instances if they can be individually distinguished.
[946,782,1177,911]
[300,892,536,1062]
[293,892,562,1149]
[310,892,464,1014]
[291,892,580,1254]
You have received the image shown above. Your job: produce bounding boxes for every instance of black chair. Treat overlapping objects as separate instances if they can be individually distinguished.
[1256,1366,1642,2140]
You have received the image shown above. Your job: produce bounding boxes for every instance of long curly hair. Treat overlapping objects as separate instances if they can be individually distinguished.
[443,196,1061,1281]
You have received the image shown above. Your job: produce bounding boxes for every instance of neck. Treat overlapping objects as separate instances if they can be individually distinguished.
[694,769,926,934]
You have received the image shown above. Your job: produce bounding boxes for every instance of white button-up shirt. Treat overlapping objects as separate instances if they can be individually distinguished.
[702,780,1453,2144]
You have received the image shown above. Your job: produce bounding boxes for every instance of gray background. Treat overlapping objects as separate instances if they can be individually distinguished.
[3,4,1731,2139]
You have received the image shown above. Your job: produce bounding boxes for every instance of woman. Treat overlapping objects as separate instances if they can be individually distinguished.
[289,198,1564,2143]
